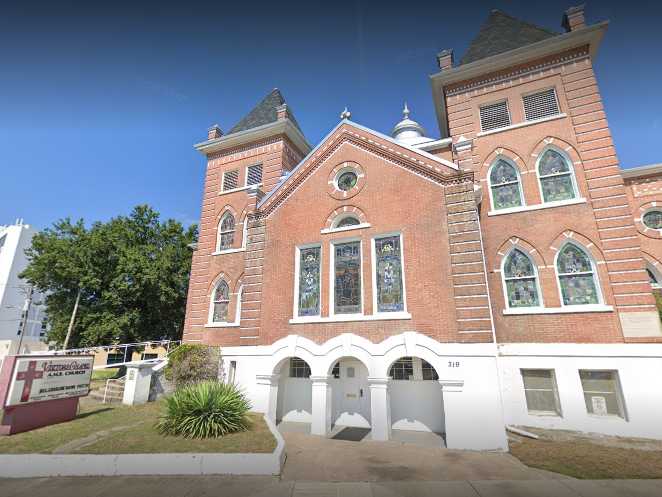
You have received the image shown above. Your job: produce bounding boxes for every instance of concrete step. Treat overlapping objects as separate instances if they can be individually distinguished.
[89,390,123,403]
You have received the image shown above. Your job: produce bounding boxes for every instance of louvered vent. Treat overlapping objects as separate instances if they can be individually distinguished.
[222,169,239,191]
[246,164,263,186]
[523,89,560,121]
[479,101,511,132]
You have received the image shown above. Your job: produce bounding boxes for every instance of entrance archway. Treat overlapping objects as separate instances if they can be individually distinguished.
[275,357,313,425]
[328,357,371,429]
[388,357,445,436]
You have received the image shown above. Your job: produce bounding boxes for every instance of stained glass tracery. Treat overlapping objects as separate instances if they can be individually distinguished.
[212,280,230,322]
[219,213,235,250]
[643,210,662,230]
[503,249,539,307]
[334,241,362,314]
[538,149,577,202]
[556,244,599,305]
[490,159,522,210]
[375,236,404,312]
[298,247,321,317]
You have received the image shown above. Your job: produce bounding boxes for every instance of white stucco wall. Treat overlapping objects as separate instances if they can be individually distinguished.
[499,343,662,440]
[390,380,444,433]
[276,377,312,423]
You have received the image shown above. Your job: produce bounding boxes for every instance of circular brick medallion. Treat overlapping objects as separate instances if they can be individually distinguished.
[327,161,365,200]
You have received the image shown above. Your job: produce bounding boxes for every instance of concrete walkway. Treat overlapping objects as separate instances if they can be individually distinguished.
[2,476,662,497]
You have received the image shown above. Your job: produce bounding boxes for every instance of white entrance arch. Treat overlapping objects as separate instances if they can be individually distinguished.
[327,357,372,429]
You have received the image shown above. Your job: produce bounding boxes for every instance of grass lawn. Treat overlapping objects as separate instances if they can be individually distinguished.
[511,437,662,479]
[0,398,276,455]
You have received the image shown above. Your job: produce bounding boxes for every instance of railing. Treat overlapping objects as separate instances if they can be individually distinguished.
[103,376,126,404]
[39,339,182,360]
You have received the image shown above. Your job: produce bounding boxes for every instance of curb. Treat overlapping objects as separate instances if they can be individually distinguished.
[0,415,285,477]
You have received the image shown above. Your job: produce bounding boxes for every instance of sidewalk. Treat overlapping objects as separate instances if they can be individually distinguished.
[1,476,661,497]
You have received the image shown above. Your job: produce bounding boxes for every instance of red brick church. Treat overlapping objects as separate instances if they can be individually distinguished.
[182,5,662,449]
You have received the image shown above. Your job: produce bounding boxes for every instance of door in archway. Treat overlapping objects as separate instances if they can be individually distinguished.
[331,358,371,428]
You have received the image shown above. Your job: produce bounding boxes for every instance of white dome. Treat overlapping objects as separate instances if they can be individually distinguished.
[392,103,427,145]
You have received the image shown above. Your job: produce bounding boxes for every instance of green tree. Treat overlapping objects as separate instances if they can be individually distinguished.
[21,205,197,347]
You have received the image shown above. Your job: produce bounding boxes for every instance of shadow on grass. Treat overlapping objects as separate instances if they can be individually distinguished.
[76,407,114,419]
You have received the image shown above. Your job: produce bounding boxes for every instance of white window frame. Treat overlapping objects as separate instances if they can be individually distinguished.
[329,237,364,318]
[536,145,580,204]
[554,241,604,309]
[501,247,544,311]
[646,263,662,289]
[578,369,627,420]
[520,368,562,416]
[522,87,561,122]
[479,99,512,132]
[245,163,263,188]
[293,243,323,319]
[371,232,409,317]
[487,156,525,212]
[207,283,242,327]
[221,168,240,192]
[641,207,662,233]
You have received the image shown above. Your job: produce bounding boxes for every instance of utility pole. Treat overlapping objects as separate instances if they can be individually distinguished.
[16,285,34,354]
[62,287,81,350]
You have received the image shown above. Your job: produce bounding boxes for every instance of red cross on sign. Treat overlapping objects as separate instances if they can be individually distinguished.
[16,360,44,403]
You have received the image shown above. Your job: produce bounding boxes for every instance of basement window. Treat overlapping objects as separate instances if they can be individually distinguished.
[523,88,560,121]
[521,369,561,415]
[579,370,626,418]
[479,100,511,132]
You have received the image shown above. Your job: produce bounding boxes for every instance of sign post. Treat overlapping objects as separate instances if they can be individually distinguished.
[0,354,94,435]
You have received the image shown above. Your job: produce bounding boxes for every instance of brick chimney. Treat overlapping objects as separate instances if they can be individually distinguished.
[563,4,586,32]
[276,103,290,121]
[207,124,223,140]
[436,49,454,71]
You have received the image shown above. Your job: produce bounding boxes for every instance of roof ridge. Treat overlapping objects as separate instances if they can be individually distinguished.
[489,9,558,36]
[227,88,303,136]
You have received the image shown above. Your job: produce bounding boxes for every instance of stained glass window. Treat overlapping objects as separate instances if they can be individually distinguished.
[538,149,577,202]
[298,246,321,317]
[490,159,522,210]
[218,213,235,250]
[212,280,230,322]
[556,244,599,305]
[643,210,662,230]
[337,171,358,191]
[334,241,362,314]
[375,235,404,312]
[335,216,360,228]
[503,249,540,307]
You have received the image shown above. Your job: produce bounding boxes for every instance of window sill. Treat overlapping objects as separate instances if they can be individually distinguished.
[204,322,240,328]
[218,185,261,196]
[212,248,246,255]
[527,411,562,418]
[289,312,411,324]
[477,113,567,137]
[503,305,613,315]
[488,198,586,216]
[320,223,371,234]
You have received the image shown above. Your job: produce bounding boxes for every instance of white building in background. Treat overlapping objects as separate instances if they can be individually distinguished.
[0,220,48,355]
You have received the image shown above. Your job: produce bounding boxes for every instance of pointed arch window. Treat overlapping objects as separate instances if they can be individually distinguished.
[503,249,540,308]
[538,148,578,203]
[334,215,360,228]
[646,265,661,290]
[556,243,600,306]
[489,159,523,210]
[218,213,235,251]
[211,280,230,323]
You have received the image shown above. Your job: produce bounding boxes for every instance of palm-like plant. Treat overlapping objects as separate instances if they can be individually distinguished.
[156,381,251,438]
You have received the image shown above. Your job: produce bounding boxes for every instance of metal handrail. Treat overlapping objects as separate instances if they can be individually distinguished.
[38,339,182,357]
[102,376,126,404]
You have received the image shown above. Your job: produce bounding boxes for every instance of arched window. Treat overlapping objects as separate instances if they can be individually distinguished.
[389,357,438,381]
[334,215,361,228]
[211,280,230,322]
[647,265,661,289]
[502,249,540,308]
[489,159,523,210]
[537,148,578,203]
[218,213,235,251]
[556,243,600,306]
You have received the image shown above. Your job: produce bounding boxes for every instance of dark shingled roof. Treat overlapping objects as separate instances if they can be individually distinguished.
[228,88,303,135]
[460,10,558,65]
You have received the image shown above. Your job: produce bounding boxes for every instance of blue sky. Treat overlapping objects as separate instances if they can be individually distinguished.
[1,0,660,230]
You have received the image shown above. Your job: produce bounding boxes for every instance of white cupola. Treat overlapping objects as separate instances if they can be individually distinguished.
[391,103,428,145]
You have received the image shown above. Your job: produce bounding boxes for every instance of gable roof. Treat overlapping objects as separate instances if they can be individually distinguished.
[460,10,558,65]
[228,88,303,135]
[258,120,466,216]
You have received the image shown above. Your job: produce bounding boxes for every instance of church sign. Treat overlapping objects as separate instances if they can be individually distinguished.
[4,355,93,407]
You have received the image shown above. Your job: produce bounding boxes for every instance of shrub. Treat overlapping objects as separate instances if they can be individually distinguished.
[165,344,220,388]
[155,381,251,439]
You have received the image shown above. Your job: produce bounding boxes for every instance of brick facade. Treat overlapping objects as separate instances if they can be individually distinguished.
[184,8,662,349]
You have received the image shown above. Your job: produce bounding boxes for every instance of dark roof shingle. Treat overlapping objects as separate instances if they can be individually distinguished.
[228,88,303,135]
[460,10,558,66]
